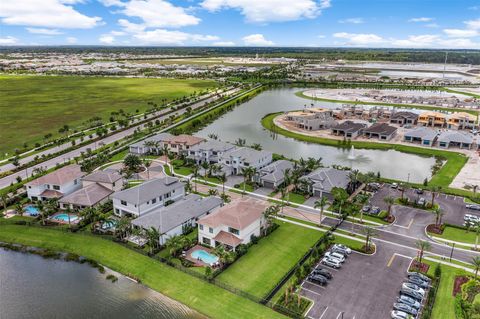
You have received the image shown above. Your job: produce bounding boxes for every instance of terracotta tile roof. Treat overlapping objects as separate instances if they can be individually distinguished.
[213,231,242,247]
[26,164,84,187]
[39,189,63,198]
[166,134,205,146]
[199,198,267,230]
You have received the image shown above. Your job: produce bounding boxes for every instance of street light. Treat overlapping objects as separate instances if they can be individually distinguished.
[450,243,455,262]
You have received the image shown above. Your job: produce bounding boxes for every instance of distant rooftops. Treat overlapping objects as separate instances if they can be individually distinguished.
[332,121,367,132]
[112,176,183,205]
[82,170,122,184]
[404,127,439,140]
[26,164,84,187]
[59,183,113,207]
[189,139,236,152]
[438,131,474,144]
[221,147,272,164]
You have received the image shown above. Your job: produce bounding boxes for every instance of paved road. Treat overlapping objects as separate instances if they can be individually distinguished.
[0,88,241,189]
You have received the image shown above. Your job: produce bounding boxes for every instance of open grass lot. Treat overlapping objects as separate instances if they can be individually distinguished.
[0,224,285,319]
[0,75,217,155]
[216,221,321,298]
[431,226,478,245]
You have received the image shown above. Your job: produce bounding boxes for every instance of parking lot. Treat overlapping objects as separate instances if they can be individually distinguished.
[300,245,412,319]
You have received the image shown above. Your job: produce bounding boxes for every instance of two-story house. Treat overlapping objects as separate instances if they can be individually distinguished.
[218,147,273,175]
[164,134,205,155]
[129,133,173,155]
[186,139,237,164]
[25,164,85,201]
[112,176,185,217]
[197,198,267,251]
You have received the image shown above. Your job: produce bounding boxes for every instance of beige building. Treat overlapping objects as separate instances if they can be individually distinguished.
[285,107,335,131]
[447,112,477,130]
[418,111,447,128]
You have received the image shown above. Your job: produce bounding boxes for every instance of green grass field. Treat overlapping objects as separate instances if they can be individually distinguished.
[217,221,321,298]
[0,75,217,155]
[431,226,480,245]
[0,225,285,319]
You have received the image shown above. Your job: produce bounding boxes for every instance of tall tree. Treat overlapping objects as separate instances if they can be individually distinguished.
[415,240,431,264]
[314,196,329,226]
[472,256,480,280]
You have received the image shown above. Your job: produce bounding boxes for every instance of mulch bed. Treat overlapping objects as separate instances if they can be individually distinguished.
[426,224,444,235]
[361,245,376,254]
[409,260,430,273]
[453,276,469,296]
[384,215,395,223]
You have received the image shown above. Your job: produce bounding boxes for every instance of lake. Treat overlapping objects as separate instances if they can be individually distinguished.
[0,248,204,319]
[197,88,437,183]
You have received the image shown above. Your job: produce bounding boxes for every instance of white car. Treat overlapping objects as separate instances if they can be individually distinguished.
[391,310,410,319]
[325,251,345,263]
[402,282,425,296]
[333,244,352,254]
[321,257,342,269]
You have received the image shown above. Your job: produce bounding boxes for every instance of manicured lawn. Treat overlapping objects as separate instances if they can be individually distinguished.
[0,75,217,156]
[236,182,254,192]
[0,225,285,319]
[431,226,480,245]
[217,221,321,298]
[283,192,306,205]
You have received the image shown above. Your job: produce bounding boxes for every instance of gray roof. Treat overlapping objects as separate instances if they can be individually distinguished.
[130,132,173,148]
[302,168,350,193]
[59,183,113,206]
[363,123,397,136]
[438,131,474,144]
[391,111,419,120]
[112,176,183,205]
[332,121,367,133]
[221,147,272,164]
[83,170,122,184]
[189,139,236,153]
[131,194,222,233]
[259,160,295,183]
[404,127,439,141]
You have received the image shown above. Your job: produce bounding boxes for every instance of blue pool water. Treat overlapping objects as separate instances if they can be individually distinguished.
[53,214,79,222]
[101,220,118,230]
[24,205,39,216]
[191,250,219,264]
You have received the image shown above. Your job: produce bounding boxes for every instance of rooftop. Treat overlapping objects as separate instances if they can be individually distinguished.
[26,164,84,187]
[166,134,205,146]
[363,123,398,135]
[438,130,474,144]
[112,176,183,205]
[59,183,113,207]
[83,170,122,184]
[332,121,367,132]
[259,160,295,183]
[221,147,272,164]
[189,139,236,152]
[404,127,439,140]
[302,167,350,193]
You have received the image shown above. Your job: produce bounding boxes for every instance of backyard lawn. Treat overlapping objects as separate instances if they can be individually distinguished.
[216,221,321,298]
[0,75,217,156]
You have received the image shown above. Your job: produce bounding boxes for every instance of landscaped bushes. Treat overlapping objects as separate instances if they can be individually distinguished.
[421,264,441,319]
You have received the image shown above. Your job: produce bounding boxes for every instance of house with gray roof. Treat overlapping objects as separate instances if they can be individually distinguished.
[112,176,185,217]
[331,121,367,139]
[300,167,350,199]
[129,132,173,155]
[186,139,237,164]
[437,131,474,149]
[59,183,113,210]
[404,127,439,147]
[390,111,419,126]
[257,160,295,189]
[82,170,123,192]
[131,194,222,245]
[363,123,398,141]
[219,147,273,175]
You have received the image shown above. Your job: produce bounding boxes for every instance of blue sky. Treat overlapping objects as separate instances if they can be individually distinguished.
[1,0,480,48]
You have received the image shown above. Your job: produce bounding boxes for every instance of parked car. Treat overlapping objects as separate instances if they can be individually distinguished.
[367,182,381,191]
[325,251,345,263]
[333,244,352,254]
[417,198,426,206]
[313,268,332,279]
[466,204,480,211]
[308,274,328,286]
[391,310,410,319]
[321,257,341,269]
[408,272,431,283]
[398,294,421,310]
[391,183,399,189]
[470,129,479,135]
[371,206,381,215]
[362,205,371,212]
[408,276,429,288]
[400,287,423,301]
[393,303,418,316]
[332,246,350,256]
[415,188,424,195]
[402,283,425,296]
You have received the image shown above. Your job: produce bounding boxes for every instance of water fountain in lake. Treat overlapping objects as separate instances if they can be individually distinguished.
[347,145,356,160]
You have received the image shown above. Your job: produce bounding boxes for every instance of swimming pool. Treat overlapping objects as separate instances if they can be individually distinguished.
[53,214,79,222]
[101,220,117,230]
[24,205,39,216]
[191,249,219,264]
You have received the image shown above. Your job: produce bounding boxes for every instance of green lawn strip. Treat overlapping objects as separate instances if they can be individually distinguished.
[217,221,321,298]
[283,193,306,205]
[444,88,480,100]
[0,225,286,319]
[425,256,475,271]
[295,90,479,116]
[261,113,468,188]
[430,225,480,246]
[235,182,254,192]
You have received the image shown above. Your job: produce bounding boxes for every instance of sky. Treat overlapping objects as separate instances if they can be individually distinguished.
[1,0,480,48]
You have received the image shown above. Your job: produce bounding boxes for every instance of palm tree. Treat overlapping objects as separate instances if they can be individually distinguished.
[251,143,262,151]
[306,157,322,172]
[472,256,480,280]
[332,187,349,217]
[348,205,360,233]
[143,159,151,180]
[355,194,369,223]
[415,240,431,264]
[162,144,170,165]
[201,162,210,179]
[362,226,377,252]
[241,167,254,196]
[146,227,160,255]
[14,202,23,217]
[314,197,329,226]
[430,186,441,208]
[433,207,444,227]
[218,173,227,195]
[192,166,199,192]
[348,169,360,192]
[263,205,280,233]
[475,222,480,251]
[384,196,395,217]
[165,235,184,258]
[1,193,8,213]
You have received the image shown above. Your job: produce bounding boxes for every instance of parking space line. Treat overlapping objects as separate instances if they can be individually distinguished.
[305,281,326,289]
[407,218,414,229]
[301,287,323,297]
[319,307,329,319]
[387,254,396,267]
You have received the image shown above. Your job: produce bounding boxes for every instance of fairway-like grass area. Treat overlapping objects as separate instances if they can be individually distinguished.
[0,75,216,155]
[431,226,479,245]
[217,221,321,298]
[0,224,285,319]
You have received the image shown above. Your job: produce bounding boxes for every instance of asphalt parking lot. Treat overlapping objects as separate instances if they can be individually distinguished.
[300,245,412,319]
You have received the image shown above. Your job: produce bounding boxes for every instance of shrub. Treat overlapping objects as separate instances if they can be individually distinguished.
[378,211,388,219]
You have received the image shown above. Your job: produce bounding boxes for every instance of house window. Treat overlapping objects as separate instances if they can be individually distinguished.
[202,237,211,245]
[53,185,60,190]
[159,195,163,201]
[199,224,204,230]
[152,198,156,204]
[112,182,115,187]
[147,201,150,205]
[115,208,120,214]
[74,179,78,185]
[209,227,213,234]
[228,227,239,235]
[121,200,127,206]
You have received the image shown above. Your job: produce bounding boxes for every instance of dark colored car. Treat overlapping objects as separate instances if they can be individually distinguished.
[371,206,381,215]
[416,189,424,194]
[408,272,431,283]
[398,295,421,310]
[400,288,423,301]
[308,274,328,286]
[393,303,418,316]
[313,268,332,279]
[408,276,429,289]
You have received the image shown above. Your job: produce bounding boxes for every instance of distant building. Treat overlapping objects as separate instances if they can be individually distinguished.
[129,133,173,155]
[300,167,350,199]
[363,123,398,141]
[218,147,273,175]
[437,131,474,149]
[390,111,419,126]
[285,108,335,131]
[418,111,447,128]
[186,139,236,164]
[331,121,367,139]
[164,134,205,155]
[257,160,295,189]
[447,112,477,130]
[403,127,439,147]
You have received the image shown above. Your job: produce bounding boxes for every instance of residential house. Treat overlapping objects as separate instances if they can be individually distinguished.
[404,127,439,147]
[447,112,477,130]
[285,107,335,131]
[390,111,419,126]
[25,164,85,201]
[219,147,273,175]
[186,139,237,164]
[363,123,398,141]
[132,194,222,245]
[331,121,367,139]
[164,134,205,155]
[437,131,474,149]
[418,111,447,128]
[256,160,295,189]
[300,167,350,199]
[112,176,185,217]
[82,170,123,192]
[129,133,173,155]
[197,198,268,251]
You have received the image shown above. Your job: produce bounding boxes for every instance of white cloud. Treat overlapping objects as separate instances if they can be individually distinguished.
[333,32,383,45]
[26,28,63,35]
[465,18,480,30]
[443,28,478,38]
[0,0,101,28]
[213,41,235,46]
[425,23,439,28]
[201,0,331,23]
[409,17,433,22]
[111,30,127,36]
[391,34,439,47]
[132,29,220,45]
[66,36,77,44]
[242,33,274,46]
[338,17,364,24]
[103,0,200,28]
[0,36,18,45]
[437,38,480,49]
[118,19,146,33]
[99,35,115,44]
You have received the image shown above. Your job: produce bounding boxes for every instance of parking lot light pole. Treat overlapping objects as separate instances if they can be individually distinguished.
[450,243,455,262]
